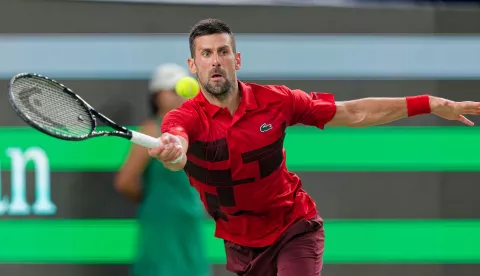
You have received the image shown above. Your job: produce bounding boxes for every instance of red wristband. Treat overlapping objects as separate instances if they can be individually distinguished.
[406,95,431,117]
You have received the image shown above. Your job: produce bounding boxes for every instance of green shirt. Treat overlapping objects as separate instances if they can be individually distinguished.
[132,119,209,276]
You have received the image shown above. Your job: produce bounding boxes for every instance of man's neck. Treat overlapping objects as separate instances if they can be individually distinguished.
[203,81,240,115]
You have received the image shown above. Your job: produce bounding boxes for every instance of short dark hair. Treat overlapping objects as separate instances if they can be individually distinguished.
[189,18,236,57]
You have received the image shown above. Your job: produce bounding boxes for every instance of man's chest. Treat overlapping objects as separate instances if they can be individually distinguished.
[185,105,289,216]
[189,107,287,164]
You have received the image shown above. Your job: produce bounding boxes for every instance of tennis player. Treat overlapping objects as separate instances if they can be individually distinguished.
[148,19,480,276]
[115,63,209,276]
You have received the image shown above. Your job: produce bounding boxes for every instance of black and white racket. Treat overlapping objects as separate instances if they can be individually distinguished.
[8,73,167,150]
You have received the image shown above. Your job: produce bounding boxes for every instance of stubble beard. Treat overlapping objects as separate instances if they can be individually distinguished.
[200,75,235,101]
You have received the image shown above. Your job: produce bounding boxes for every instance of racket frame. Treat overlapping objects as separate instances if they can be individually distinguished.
[8,72,179,160]
[8,72,133,141]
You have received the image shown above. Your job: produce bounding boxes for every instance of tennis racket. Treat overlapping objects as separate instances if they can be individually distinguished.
[8,73,175,153]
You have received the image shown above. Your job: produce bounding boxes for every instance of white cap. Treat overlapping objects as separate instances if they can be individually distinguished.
[148,63,189,93]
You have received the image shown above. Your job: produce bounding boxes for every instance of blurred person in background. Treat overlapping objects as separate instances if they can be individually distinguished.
[114,63,210,276]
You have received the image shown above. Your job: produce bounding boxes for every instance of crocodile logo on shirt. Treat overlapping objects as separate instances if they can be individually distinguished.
[260,123,272,132]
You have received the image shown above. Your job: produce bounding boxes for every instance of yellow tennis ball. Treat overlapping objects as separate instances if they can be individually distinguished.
[175,76,199,98]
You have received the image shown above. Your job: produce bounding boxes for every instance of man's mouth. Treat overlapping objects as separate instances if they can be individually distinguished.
[211,73,224,80]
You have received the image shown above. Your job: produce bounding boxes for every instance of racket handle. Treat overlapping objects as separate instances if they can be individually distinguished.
[130,130,183,164]
[130,130,163,148]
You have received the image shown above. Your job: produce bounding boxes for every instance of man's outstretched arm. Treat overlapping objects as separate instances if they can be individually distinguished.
[148,104,198,172]
[326,95,480,127]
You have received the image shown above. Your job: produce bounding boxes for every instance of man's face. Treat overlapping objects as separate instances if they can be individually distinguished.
[188,33,241,97]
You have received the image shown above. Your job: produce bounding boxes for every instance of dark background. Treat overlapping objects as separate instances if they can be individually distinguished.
[1,0,480,275]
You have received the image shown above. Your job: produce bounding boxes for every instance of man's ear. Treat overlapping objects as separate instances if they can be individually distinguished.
[235,52,241,70]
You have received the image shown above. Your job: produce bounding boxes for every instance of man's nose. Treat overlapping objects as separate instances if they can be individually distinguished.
[211,53,220,67]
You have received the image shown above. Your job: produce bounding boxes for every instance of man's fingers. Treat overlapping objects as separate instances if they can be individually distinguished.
[148,145,164,157]
[163,148,178,161]
[164,147,183,163]
[160,134,181,149]
[458,115,474,126]
[165,135,181,147]
[161,136,172,149]
[461,101,480,107]
[460,102,480,113]
[461,109,480,115]
[159,147,182,163]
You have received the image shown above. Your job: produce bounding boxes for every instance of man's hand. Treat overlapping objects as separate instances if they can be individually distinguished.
[430,96,480,126]
[148,133,184,165]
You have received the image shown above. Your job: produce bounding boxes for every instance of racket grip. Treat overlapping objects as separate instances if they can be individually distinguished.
[130,130,163,148]
[130,130,183,164]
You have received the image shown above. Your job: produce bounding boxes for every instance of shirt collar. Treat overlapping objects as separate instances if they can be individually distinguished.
[194,80,258,117]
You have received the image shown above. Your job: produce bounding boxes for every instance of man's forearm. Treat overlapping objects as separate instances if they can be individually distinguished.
[342,95,434,127]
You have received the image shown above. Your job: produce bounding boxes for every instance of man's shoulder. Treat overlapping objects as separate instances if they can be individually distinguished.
[244,82,292,94]
[242,81,294,102]
[244,81,335,103]
[179,98,200,110]
[163,100,202,124]
[168,99,201,114]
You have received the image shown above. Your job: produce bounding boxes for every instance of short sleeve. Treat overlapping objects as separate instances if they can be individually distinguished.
[288,87,337,129]
[161,104,199,144]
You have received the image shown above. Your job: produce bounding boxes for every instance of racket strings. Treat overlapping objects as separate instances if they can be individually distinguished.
[10,77,93,138]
